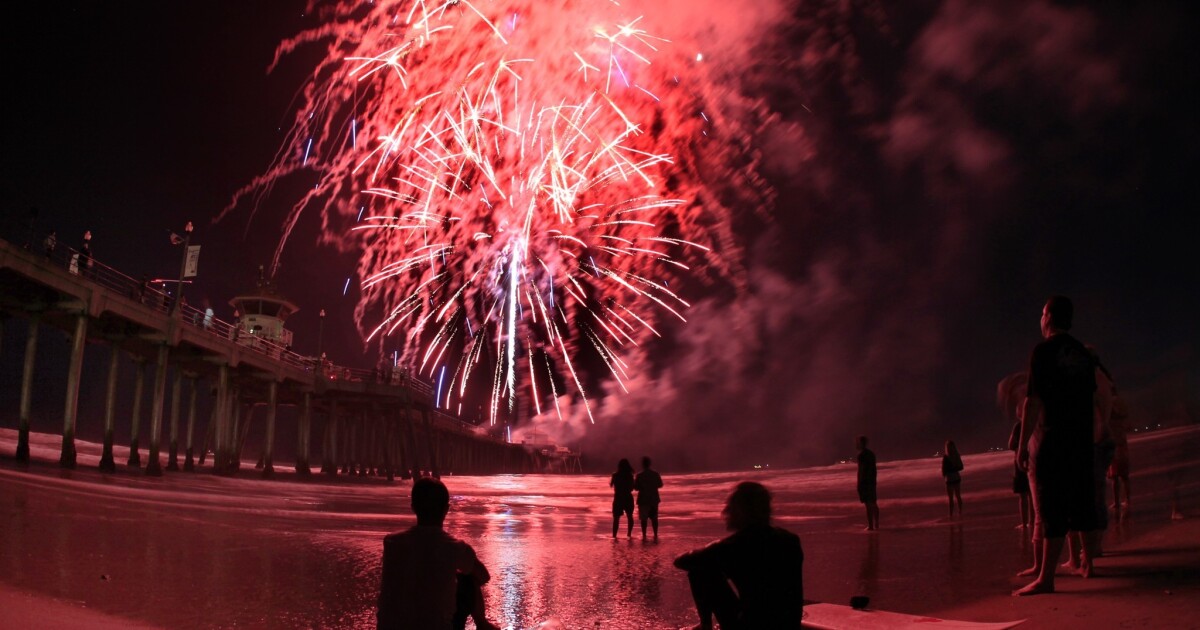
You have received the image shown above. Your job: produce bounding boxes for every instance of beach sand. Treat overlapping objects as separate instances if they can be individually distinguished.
[1,425,1197,629]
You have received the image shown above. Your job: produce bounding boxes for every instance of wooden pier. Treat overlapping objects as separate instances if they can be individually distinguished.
[0,237,541,478]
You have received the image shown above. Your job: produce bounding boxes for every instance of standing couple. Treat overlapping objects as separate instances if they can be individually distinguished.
[610,456,664,539]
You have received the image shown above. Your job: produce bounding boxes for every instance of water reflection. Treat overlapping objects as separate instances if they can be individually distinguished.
[855,533,880,598]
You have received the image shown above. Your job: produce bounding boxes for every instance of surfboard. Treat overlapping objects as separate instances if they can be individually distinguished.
[802,603,1025,630]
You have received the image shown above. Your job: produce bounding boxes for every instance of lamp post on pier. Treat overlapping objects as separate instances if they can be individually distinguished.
[172,221,194,314]
[317,308,326,374]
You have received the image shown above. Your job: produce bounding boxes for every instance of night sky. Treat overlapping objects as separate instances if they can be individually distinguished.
[3,1,1198,471]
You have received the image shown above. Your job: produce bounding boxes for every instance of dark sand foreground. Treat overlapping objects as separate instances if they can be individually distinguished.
[2,425,1198,629]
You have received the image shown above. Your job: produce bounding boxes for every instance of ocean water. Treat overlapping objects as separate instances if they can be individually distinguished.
[1,427,1196,629]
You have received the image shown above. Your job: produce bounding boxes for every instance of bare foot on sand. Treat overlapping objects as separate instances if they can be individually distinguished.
[1017,565,1039,577]
[1013,580,1055,596]
[1060,560,1079,575]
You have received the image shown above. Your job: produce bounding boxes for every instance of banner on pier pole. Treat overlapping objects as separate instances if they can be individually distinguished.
[184,246,201,278]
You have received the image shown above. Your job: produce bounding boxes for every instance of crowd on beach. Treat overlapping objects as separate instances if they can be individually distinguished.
[375,295,1171,629]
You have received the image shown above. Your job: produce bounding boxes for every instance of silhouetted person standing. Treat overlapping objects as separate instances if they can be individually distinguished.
[78,230,93,277]
[857,435,879,531]
[1014,296,1097,596]
[1108,393,1132,521]
[377,478,499,630]
[1008,414,1032,529]
[611,458,635,538]
[675,481,804,629]
[635,456,664,539]
[43,230,56,259]
[943,440,964,518]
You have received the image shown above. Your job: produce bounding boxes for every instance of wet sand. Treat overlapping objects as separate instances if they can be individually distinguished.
[1,425,1198,629]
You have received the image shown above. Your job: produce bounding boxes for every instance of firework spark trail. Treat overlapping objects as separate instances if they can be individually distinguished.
[226,0,767,424]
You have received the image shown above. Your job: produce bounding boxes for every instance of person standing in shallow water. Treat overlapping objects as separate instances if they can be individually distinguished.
[1014,295,1098,596]
[377,477,499,630]
[674,481,804,629]
[610,458,635,538]
[856,435,879,531]
[635,456,664,539]
[942,440,964,518]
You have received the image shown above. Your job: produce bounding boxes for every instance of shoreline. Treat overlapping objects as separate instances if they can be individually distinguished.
[1,426,1197,628]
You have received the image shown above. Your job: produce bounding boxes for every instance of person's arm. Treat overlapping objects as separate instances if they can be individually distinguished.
[1017,396,1041,472]
[470,554,491,585]
[458,543,491,584]
[674,538,726,572]
[655,472,663,489]
[1018,346,1046,472]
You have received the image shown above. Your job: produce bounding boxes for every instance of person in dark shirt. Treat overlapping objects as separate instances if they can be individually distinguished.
[79,230,93,277]
[674,481,804,629]
[610,458,635,538]
[942,440,964,518]
[1014,295,1097,596]
[856,435,879,530]
[635,456,664,540]
[377,478,499,630]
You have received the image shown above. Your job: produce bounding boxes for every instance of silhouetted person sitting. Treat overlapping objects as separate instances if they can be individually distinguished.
[674,482,804,630]
[377,478,499,630]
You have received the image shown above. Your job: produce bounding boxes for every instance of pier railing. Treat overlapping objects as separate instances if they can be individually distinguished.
[21,239,435,399]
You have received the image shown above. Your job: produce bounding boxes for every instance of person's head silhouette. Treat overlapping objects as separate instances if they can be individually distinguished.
[412,477,451,527]
[723,481,772,531]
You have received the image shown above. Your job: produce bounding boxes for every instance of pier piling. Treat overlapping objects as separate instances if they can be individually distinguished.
[128,360,146,468]
[16,314,39,463]
[184,377,198,471]
[99,346,120,473]
[145,344,169,476]
[59,312,88,469]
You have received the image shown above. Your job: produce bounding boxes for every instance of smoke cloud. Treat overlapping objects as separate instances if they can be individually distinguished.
[521,0,1200,471]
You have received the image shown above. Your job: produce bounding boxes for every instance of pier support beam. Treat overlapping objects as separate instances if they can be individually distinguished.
[295,392,312,475]
[262,381,278,478]
[230,389,245,472]
[99,346,120,473]
[422,410,439,478]
[213,364,230,474]
[145,344,169,476]
[236,400,251,470]
[322,400,339,476]
[199,403,215,467]
[184,377,198,471]
[167,368,182,471]
[16,314,39,463]
[59,312,88,469]
[127,359,146,468]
